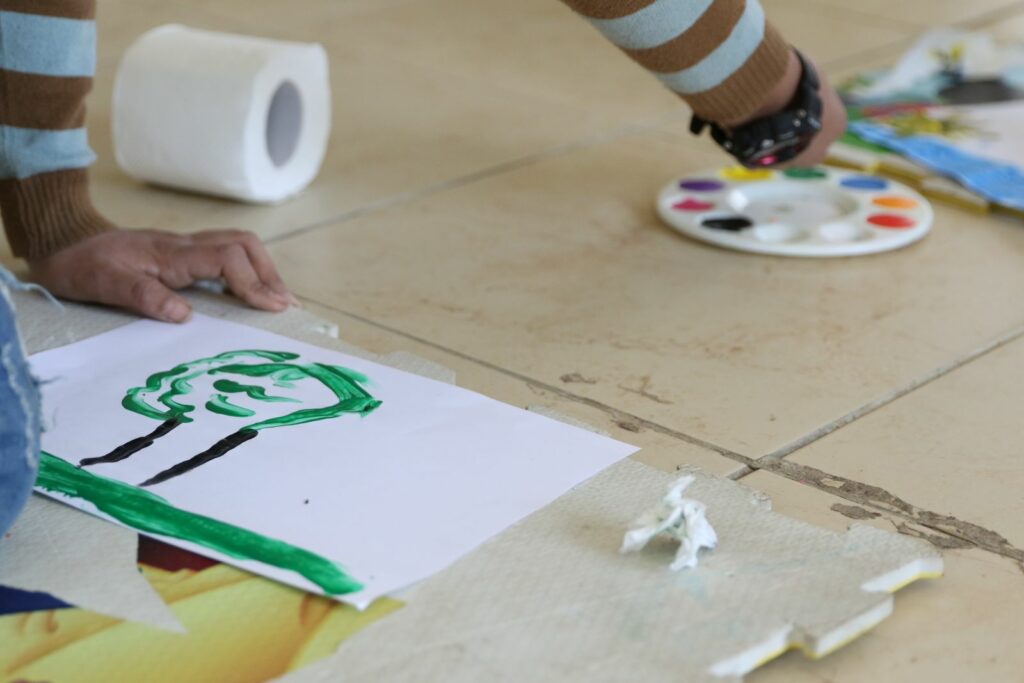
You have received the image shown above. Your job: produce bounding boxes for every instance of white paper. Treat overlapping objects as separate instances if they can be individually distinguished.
[113,25,330,203]
[29,314,636,607]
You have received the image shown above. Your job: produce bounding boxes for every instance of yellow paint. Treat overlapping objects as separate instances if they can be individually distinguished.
[872,196,918,209]
[720,166,774,182]
[1,562,401,683]
[884,570,944,594]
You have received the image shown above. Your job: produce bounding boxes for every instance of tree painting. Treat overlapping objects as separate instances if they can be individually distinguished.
[79,350,381,487]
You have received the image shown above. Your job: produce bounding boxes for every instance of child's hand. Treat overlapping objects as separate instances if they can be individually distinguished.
[28,228,298,323]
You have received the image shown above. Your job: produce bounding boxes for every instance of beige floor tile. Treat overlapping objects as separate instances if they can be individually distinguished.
[200,0,683,125]
[780,335,1024,551]
[83,0,650,242]
[760,0,913,61]
[739,470,1024,682]
[982,6,1024,40]
[268,128,1024,456]
[802,0,1023,29]
[301,301,745,478]
[219,0,910,123]
[170,0,915,139]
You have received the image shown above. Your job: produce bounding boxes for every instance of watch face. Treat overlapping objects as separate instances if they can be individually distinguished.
[746,136,810,167]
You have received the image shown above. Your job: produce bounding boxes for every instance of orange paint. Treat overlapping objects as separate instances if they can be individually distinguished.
[872,196,918,209]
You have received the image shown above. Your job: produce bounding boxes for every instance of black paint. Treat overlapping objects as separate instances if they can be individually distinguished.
[701,216,753,232]
[139,428,259,487]
[80,419,181,467]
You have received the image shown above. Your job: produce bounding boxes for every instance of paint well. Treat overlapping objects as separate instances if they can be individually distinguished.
[731,183,858,230]
[702,216,753,232]
[840,176,888,191]
[721,167,774,182]
[752,224,805,243]
[867,213,916,229]
[783,167,827,180]
[820,222,870,243]
[679,179,724,192]
[872,196,918,209]
[673,198,715,211]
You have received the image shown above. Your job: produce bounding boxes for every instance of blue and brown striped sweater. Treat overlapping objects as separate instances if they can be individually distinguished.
[0,0,111,259]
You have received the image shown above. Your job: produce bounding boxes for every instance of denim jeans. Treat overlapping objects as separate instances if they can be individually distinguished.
[0,268,40,536]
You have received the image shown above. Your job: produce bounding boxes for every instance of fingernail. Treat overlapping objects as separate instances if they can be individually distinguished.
[269,289,301,309]
[161,299,191,323]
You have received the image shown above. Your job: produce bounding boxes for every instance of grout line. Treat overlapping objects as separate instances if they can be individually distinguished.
[727,465,755,481]
[756,319,1024,464]
[266,109,691,247]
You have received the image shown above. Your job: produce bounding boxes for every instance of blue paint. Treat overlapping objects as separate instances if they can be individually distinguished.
[840,175,889,191]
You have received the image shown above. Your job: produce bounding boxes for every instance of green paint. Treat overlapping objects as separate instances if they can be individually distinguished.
[205,393,256,418]
[270,367,309,388]
[212,379,299,404]
[210,362,380,431]
[122,350,380,431]
[124,350,299,422]
[783,167,827,180]
[36,452,362,595]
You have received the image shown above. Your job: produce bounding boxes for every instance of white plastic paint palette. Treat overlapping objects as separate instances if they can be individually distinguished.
[657,166,934,257]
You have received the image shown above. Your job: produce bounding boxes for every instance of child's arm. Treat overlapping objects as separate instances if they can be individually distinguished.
[0,0,293,321]
[561,0,845,162]
[0,0,113,260]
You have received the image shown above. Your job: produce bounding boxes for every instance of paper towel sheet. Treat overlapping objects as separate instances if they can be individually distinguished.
[280,460,941,683]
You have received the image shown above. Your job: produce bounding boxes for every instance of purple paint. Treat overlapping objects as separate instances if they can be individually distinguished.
[679,179,724,192]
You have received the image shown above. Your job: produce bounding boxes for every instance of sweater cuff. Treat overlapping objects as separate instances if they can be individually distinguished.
[683,22,792,124]
[0,168,114,260]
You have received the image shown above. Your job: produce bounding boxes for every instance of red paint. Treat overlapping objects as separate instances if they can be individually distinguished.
[672,198,714,212]
[867,213,916,229]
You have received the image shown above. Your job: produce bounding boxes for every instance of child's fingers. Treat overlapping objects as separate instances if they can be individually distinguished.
[189,229,296,304]
[176,242,290,312]
[97,269,192,323]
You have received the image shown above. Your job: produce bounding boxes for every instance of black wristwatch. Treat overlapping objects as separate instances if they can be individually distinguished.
[689,50,823,167]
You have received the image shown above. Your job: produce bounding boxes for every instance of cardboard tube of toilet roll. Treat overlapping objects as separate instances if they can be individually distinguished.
[112,25,331,204]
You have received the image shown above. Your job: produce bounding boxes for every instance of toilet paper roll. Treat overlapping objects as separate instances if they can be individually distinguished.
[113,25,330,204]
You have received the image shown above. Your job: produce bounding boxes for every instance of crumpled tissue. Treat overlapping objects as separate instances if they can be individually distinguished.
[620,475,717,570]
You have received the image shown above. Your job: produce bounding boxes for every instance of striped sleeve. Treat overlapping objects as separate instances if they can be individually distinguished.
[0,0,113,260]
[561,0,792,123]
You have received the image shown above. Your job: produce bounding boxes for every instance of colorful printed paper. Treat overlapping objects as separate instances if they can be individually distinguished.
[0,537,401,682]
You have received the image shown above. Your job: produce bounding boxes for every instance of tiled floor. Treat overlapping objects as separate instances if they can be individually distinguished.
[6,0,1024,678]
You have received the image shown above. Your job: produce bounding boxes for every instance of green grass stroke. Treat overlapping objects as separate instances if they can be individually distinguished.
[36,452,362,596]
